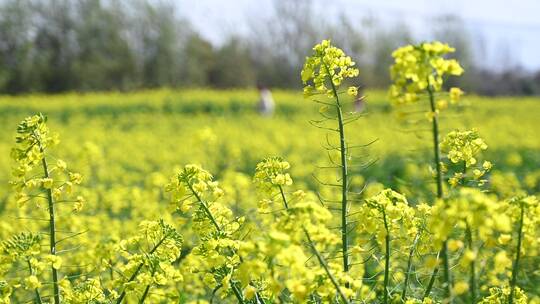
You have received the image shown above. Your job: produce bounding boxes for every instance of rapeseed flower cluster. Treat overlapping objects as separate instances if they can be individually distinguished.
[10,114,83,211]
[440,129,492,187]
[166,165,249,301]
[441,129,488,167]
[252,158,366,302]
[360,189,417,248]
[115,219,183,302]
[389,42,464,119]
[301,40,359,98]
[478,286,528,304]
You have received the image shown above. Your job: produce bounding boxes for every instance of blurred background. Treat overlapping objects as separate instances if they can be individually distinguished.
[1,0,540,95]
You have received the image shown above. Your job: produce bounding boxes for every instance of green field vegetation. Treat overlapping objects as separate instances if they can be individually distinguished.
[1,89,538,198]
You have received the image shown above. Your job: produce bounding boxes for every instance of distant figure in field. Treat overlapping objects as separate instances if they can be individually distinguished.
[354,86,366,113]
[257,85,275,116]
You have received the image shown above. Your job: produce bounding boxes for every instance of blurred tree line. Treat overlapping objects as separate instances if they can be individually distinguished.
[1,0,540,95]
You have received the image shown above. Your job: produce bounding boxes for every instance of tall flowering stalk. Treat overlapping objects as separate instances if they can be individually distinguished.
[359,189,417,303]
[166,165,247,303]
[10,114,84,304]
[301,40,360,276]
[389,42,464,302]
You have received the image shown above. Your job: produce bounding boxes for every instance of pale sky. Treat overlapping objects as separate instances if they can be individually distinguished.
[176,0,540,71]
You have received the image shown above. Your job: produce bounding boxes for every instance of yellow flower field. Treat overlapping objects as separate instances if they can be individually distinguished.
[0,42,539,304]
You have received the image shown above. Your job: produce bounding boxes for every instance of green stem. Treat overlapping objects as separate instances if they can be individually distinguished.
[322,60,350,275]
[401,234,419,302]
[27,260,43,304]
[423,243,451,300]
[278,185,350,304]
[139,266,156,304]
[425,80,453,303]
[186,182,246,304]
[138,285,151,304]
[115,234,171,304]
[382,209,390,304]
[509,203,524,304]
[465,222,476,303]
[39,143,60,304]
[423,264,438,300]
[278,186,289,209]
[187,183,221,231]
[230,281,246,304]
[109,259,114,281]
[305,230,351,304]
[426,80,443,199]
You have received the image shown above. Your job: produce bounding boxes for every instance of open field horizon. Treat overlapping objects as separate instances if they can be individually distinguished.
[1,88,539,205]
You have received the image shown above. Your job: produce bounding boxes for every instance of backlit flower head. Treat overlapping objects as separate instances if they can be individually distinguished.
[389,41,464,108]
[301,40,359,98]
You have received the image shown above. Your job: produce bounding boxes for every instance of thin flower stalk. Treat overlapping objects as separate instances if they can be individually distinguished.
[426,79,453,301]
[115,232,173,304]
[324,60,351,275]
[27,260,43,304]
[401,234,419,301]
[278,185,351,304]
[37,137,61,304]
[10,114,85,303]
[509,203,524,304]
[465,222,476,303]
[184,179,246,304]
[382,209,390,304]
[389,42,465,303]
[302,40,360,276]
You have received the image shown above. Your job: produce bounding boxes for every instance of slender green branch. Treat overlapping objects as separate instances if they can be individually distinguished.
[305,230,351,304]
[109,259,114,281]
[382,209,390,304]
[185,182,245,304]
[230,281,246,304]
[115,233,171,304]
[116,264,143,304]
[186,183,221,231]
[425,80,453,303]
[509,203,524,304]
[278,185,350,304]
[442,248,453,301]
[139,267,156,304]
[401,234,419,302]
[322,60,350,275]
[27,259,43,304]
[138,285,151,304]
[38,142,61,304]
[427,81,443,199]
[278,186,289,209]
[423,264,438,300]
[465,222,476,303]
